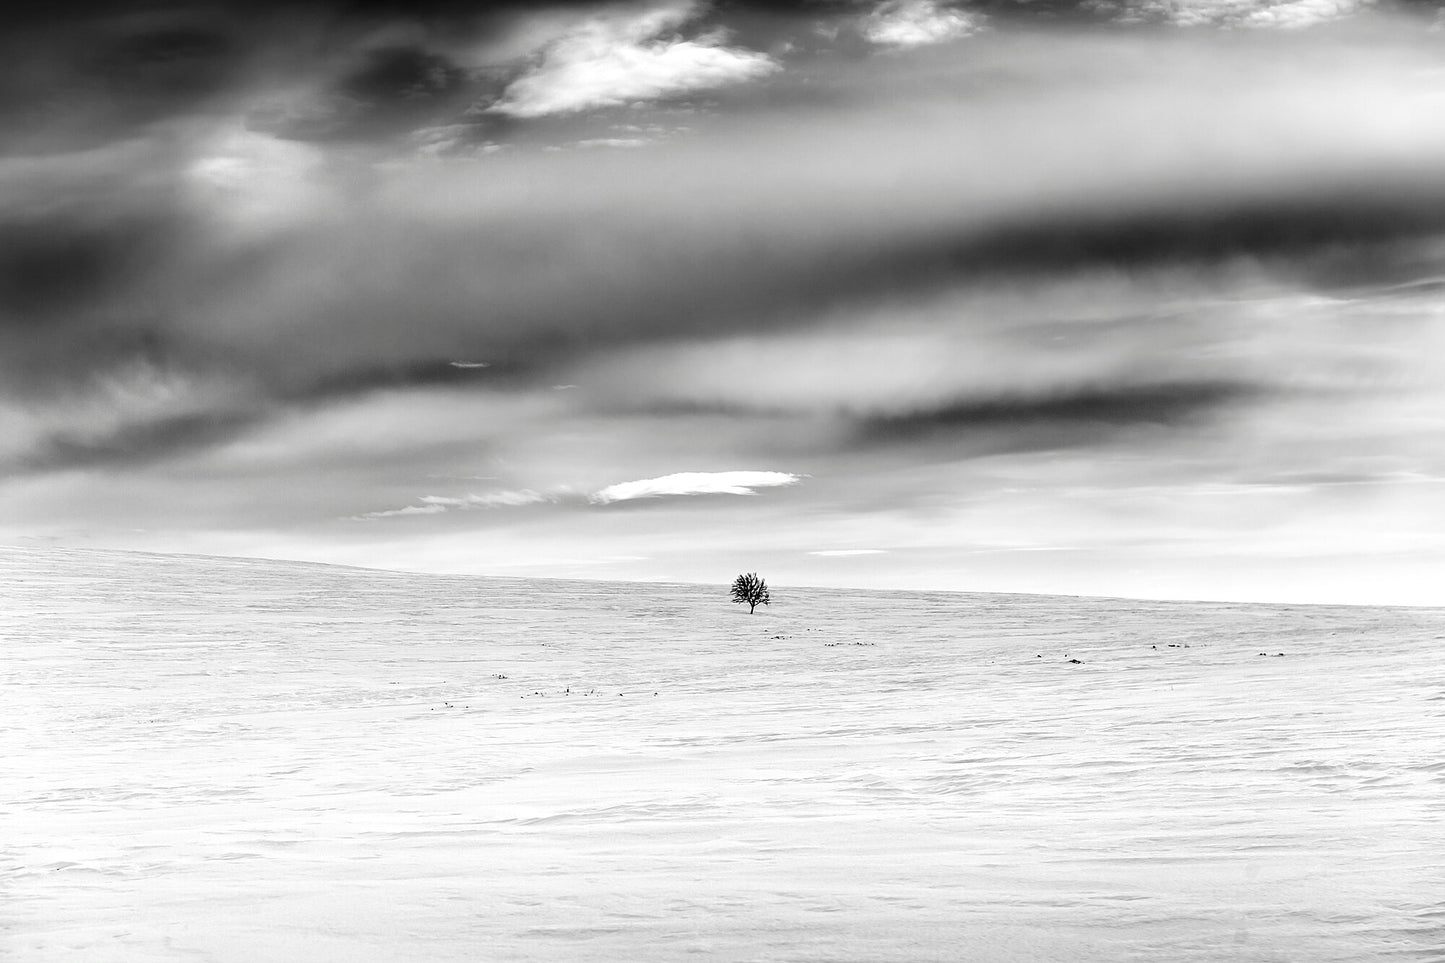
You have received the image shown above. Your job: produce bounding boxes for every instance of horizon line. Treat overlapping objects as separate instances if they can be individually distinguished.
[6,542,1440,613]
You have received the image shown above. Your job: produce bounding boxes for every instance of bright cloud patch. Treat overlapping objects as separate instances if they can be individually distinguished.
[588,470,802,505]
[860,0,981,48]
[809,549,889,556]
[1114,0,1373,28]
[491,1,779,117]
[185,127,326,239]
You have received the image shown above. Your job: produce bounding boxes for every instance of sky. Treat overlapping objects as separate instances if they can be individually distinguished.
[4,0,1445,605]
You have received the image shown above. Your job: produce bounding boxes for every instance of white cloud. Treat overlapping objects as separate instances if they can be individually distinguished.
[588,470,802,505]
[350,489,556,520]
[1114,0,1374,28]
[419,491,555,509]
[809,549,889,556]
[490,1,778,118]
[448,361,491,368]
[1234,0,1370,28]
[860,1,981,48]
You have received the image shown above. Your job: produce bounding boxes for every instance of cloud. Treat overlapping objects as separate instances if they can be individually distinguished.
[0,357,263,475]
[1106,0,1375,28]
[351,488,558,520]
[184,126,328,241]
[12,20,1445,415]
[15,16,1445,483]
[573,137,653,148]
[854,380,1261,450]
[421,490,556,508]
[5,2,1445,603]
[859,1,981,47]
[488,1,779,117]
[349,470,804,519]
[8,409,265,476]
[809,548,888,556]
[247,45,471,143]
[564,269,1289,430]
[0,6,262,155]
[152,23,1445,401]
[588,470,802,504]
[351,503,449,520]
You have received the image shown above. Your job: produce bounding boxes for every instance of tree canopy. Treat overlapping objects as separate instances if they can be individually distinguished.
[730,572,770,614]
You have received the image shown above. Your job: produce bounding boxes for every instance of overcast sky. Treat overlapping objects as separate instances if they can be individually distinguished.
[4,0,1445,604]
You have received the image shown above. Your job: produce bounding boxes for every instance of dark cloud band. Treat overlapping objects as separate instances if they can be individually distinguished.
[857,380,1261,448]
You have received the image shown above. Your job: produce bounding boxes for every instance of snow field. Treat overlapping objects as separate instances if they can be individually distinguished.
[4,547,1443,962]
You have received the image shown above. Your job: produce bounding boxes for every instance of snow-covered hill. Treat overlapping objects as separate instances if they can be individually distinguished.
[4,546,1442,962]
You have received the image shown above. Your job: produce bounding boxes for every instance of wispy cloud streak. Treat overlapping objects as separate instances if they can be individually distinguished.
[350,489,558,520]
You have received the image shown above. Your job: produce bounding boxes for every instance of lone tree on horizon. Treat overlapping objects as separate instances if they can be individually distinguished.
[731,572,771,614]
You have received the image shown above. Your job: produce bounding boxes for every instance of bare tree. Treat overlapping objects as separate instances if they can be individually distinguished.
[730,572,771,614]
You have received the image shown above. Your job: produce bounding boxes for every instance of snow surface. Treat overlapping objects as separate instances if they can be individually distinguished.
[4,546,1443,962]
